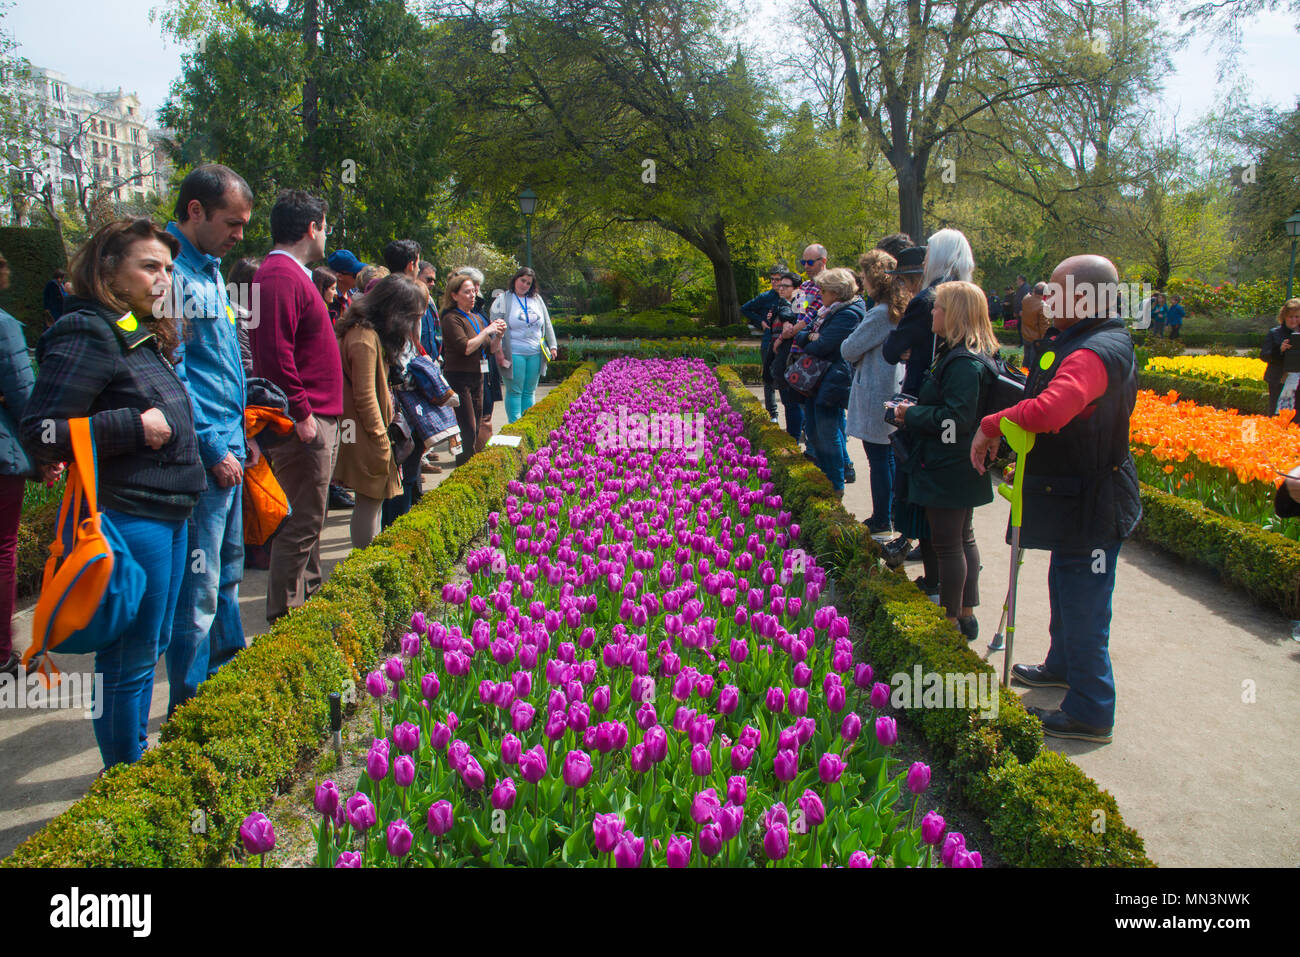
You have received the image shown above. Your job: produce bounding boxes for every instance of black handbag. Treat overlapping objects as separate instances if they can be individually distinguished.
[785,353,833,397]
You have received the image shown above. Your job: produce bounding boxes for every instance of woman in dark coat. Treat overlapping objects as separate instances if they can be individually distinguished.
[1261,298,1300,413]
[21,219,206,769]
[890,281,997,641]
[793,267,866,496]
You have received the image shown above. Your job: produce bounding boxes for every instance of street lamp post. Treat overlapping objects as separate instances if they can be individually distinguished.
[1286,209,1300,299]
[518,187,537,271]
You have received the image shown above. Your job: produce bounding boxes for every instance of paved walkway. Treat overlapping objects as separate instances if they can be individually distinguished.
[748,388,1299,867]
[0,391,550,859]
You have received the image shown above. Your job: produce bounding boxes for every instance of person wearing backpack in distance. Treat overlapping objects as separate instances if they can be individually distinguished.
[21,220,206,769]
[889,281,999,642]
[970,255,1141,744]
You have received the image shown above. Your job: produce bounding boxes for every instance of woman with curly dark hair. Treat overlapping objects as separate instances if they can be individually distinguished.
[21,218,206,770]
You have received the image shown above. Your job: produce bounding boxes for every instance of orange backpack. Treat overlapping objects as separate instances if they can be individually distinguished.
[24,418,145,681]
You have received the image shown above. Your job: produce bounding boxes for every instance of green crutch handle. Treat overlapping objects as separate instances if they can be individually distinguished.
[995,418,1035,528]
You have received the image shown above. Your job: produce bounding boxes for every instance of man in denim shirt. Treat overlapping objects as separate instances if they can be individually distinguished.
[165,164,254,714]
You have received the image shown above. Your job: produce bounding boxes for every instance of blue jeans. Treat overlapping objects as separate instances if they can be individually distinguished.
[167,482,245,715]
[805,403,846,491]
[506,352,543,423]
[382,446,425,528]
[96,510,188,768]
[1042,543,1121,729]
[864,441,894,527]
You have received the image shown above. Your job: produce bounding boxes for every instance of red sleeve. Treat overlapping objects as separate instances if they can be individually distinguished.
[980,350,1108,437]
[251,271,312,422]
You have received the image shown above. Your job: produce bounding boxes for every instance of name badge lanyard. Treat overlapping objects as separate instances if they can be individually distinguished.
[459,308,487,356]
[513,294,535,326]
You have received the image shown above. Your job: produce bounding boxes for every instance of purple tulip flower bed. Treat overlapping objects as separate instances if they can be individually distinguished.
[243,358,981,868]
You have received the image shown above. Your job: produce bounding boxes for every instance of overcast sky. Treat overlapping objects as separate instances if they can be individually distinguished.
[6,0,1297,126]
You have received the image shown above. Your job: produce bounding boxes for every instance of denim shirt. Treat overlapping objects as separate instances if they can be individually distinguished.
[419,301,441,359]
[166,222,247,468]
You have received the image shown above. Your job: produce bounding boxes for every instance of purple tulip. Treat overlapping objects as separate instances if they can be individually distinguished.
[562,749,593,788]
[365,670,388,699]
[907,761,931,795]
[666,835,692,868]
[519,745,548,784]
[393,755,415,788]
[427,800,454,837]
[853,662,874,689]
[787,687,809,717]
[460,757,486,790]
[869,681,891,710]
[818,752,846,784]
[875,715,898,748]
[447,739,469,772]
[420,672,441,701]
[773,748,798,782]
[727,775,748,806]
[826,683,847,713]
[921,810,947,846]
[841,712,862,743]
[314,780,340,818]
[792,662,812,687]
[778,728,798,753]
[690,743,713,777]
[613,831,644,868]
[766,687,786,714]
[392,721,420,754]
[952,847,983,868]
[717,685,739,715]
[691,788,721,825]
[593,813,625,854]
[644,725,668,763]
[334,851,362,868]
[365,743,390,782]
[346,792,377,832]
[765,802,790,830]
[730,744,755,771]
[384,656,405,684]
[847,851,874,868]
[714,803,744,841]
[699,822,723,858]
[239,812,276,856]
[491,777,517,811]
[941,831,966,867]
[763,823,790,861]
[798,789,826,827]
[430,721,452,751]
[730,637,748,663]
[592,685,611,714]
[386,818,413,857]
[739,725,761,750]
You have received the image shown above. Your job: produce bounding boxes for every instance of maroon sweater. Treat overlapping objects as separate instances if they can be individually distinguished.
[250,251,343,421]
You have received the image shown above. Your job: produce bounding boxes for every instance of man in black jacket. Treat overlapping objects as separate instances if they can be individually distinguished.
[971,254,1140,744]
[741,266,787,420]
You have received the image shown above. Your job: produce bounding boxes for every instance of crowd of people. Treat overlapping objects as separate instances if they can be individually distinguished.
[744,230,1143,743]
[0,164,559,772]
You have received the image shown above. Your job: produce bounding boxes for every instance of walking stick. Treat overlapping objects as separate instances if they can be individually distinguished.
[987,419,1035,688]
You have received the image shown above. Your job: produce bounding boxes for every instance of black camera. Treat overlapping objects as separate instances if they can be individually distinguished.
[883,392,917,427]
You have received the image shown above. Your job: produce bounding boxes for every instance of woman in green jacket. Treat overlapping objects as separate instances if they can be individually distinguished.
[892,281,997,641]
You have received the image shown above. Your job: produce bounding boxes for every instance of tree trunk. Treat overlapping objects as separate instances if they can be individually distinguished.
[698,217,740,326]
[896,155,925,243]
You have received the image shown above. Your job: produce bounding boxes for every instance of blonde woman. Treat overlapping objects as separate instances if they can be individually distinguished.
[891,280,998,641]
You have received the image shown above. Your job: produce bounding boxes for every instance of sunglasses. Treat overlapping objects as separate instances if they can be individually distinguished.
[799,259,823,267]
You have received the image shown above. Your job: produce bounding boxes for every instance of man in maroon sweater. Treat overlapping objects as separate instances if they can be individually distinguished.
[250,190,344,622]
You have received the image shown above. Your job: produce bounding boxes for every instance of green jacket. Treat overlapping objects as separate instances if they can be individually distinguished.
[902,345,993,509]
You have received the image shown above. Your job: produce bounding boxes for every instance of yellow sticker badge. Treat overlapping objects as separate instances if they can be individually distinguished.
[117,312,138,333]
[1038,350,1055,371]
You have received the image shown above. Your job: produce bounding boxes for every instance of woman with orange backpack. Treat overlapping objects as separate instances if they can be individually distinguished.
[20,219,206,770]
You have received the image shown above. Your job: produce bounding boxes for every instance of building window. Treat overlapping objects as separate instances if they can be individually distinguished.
[111,145,118,161]
[109,123,116,138]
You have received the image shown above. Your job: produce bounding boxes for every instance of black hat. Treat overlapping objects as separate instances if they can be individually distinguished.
[886,245,926,276]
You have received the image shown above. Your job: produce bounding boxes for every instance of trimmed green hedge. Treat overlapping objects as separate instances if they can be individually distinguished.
[553,321,751,340]
[15,499,58,601]
[1138,371,1270,414]
[715,365,1152,867]
[0,227,65,350]
[1,364,597,867]
[1135,482,1300,618]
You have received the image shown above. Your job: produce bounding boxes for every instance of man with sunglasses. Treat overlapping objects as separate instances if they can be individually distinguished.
[417,260,440,359]
[741,265,788,420]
